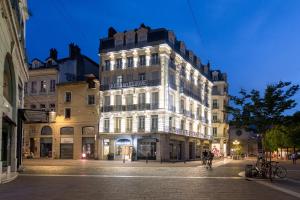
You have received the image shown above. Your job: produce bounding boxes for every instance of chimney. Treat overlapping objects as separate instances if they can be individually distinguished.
[108,27,117,38]
[69,43,81,59]
[49,48,58,60]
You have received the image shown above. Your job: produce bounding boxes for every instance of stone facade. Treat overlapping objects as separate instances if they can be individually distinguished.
[0,0,29,182]
[98,25,220,161]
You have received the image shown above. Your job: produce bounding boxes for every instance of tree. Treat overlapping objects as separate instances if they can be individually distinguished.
[226,81,299,155]
[284,111,300,153]
[264,125,289,157]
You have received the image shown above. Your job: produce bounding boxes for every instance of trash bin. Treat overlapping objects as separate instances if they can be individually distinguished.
[245,164,253,178]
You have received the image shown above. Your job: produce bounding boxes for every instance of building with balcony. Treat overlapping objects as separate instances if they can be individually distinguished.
[98,24,220,161]
[211,70,229,157]
[23,44,100,159]
[0,0,29,182]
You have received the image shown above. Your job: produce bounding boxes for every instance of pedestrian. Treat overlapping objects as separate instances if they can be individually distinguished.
[208,151,214,168]
[202,150,208,165]
[291,152,296,164]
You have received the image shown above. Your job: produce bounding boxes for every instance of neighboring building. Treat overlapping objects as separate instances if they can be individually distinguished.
[98,25,220,161]
[228,127,258,157]
[0,0,29,182]
[23,44,100,159]
[211,70,229,157]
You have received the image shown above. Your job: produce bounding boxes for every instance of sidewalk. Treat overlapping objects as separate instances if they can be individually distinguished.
[0,172,18,184]
[23,157,228,168]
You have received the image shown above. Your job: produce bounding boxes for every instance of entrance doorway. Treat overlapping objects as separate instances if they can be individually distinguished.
[1,121,12,171]
[40,137,52,158]
[137,138,156,160]
[60,144,73,159]
[115,139,132,160]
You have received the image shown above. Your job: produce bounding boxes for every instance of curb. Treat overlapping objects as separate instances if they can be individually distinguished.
[1,172,19,184]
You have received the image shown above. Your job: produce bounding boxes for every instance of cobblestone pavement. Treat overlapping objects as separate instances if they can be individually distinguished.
[0,159,299,200]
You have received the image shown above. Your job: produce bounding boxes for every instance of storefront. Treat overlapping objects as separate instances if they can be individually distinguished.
[115,138,132,160]
[1,119,13,172]
[60,127,74,159]
[137,138,157,160]
[169,140,183,161]
[82,137,95,159]
[40,137,52,158]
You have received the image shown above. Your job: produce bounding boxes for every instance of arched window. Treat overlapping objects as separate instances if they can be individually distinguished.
[82,126,95,135]
[60,127,74,135]
[3,54,15,105]
[41,126,52,135]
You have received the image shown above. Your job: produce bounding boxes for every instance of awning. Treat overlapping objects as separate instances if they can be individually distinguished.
[19,109,50,123]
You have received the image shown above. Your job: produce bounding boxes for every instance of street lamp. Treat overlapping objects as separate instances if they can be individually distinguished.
[232,140,241,160]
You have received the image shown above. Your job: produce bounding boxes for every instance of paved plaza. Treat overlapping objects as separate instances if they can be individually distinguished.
[0,159,299,200]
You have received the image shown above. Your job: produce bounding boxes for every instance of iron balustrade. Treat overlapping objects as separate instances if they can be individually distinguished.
[101,103,160,112]
[100,79,161,91]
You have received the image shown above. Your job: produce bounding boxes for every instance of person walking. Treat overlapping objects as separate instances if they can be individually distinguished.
[207,151,214,169]
[291,152,296,164]
[202,150,208,165]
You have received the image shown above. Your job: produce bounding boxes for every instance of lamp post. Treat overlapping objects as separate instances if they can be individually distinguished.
[232,140,240,160]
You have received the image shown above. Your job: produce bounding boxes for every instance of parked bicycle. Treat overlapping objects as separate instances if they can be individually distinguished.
[249,157,287,181]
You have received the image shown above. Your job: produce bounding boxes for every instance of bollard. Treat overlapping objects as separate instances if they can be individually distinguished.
[161,157,163,164]
[146,156,148,164]
[123,158,125,163]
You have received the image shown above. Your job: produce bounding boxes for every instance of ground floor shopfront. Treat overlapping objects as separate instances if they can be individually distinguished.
[23,124,98,160]
[98,133,211,161]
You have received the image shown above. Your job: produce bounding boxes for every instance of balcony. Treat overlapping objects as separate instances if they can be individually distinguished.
[100,79,161,91]
[102,103,159,112]
[150,58,160,66]
[168,127,212,140]
[179,87,201,102]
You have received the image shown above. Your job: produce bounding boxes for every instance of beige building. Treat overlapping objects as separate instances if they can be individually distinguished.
[23,45,99,159]
[211,70,229,157]
[0,0,29,182]
[98,25,219,161]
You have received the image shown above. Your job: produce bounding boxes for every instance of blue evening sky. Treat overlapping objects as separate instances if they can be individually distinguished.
[27,0,300,113]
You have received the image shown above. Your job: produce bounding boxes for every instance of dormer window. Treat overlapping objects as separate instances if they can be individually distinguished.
[114,32,124,47]
[125,31,135,45]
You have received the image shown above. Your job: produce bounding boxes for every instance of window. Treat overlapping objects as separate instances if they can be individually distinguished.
[49,103,55,110]
[88,95,95,105]
[60,127,74,135]
[31,81,37,93]
[65,92,71,102]
[138,93,145,105]
[126,117,133,132]
[180,99,185,113]
[40,104,46,110]
[168,94,174,111]
[138,73,145,81]
[116,75,122,85]
[30,104,36,109]
[204,110,208,122]
[181,120,185,130]
[50,80,56,92]
[127,57,133,67]
[40,80,46,93]
[212,99,218,109]
[104,60,110,71]
[204,127,208,136]
[151,115,158,131]
[189,122,193,131]
[212,114,218,122]
[41,126,52,135]
[151,92,159,109]
[213,127,217,137]
[104,96,110,106]
[24,82,28,94]
[169,117,174,130]
[82,126,95,135]
[138,116,145,131]
[126,94,133,105]
[139,55,146,66]
[115,95,122,106]
[115,117,121,132]
[104,118,110,132]
[103,77,110,85]
[3,55,14,103]
[197,106,201,118]
[151,53,159,65]
[116,58,122,69]
[65,108,71,119]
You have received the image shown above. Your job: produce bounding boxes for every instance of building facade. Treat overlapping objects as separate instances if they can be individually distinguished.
[23,45,100,159]
[211,70,229,157]
[0,0,29,182]
[98,25,222,161]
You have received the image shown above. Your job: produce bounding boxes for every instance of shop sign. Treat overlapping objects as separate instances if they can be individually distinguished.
[61,137,74,144]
